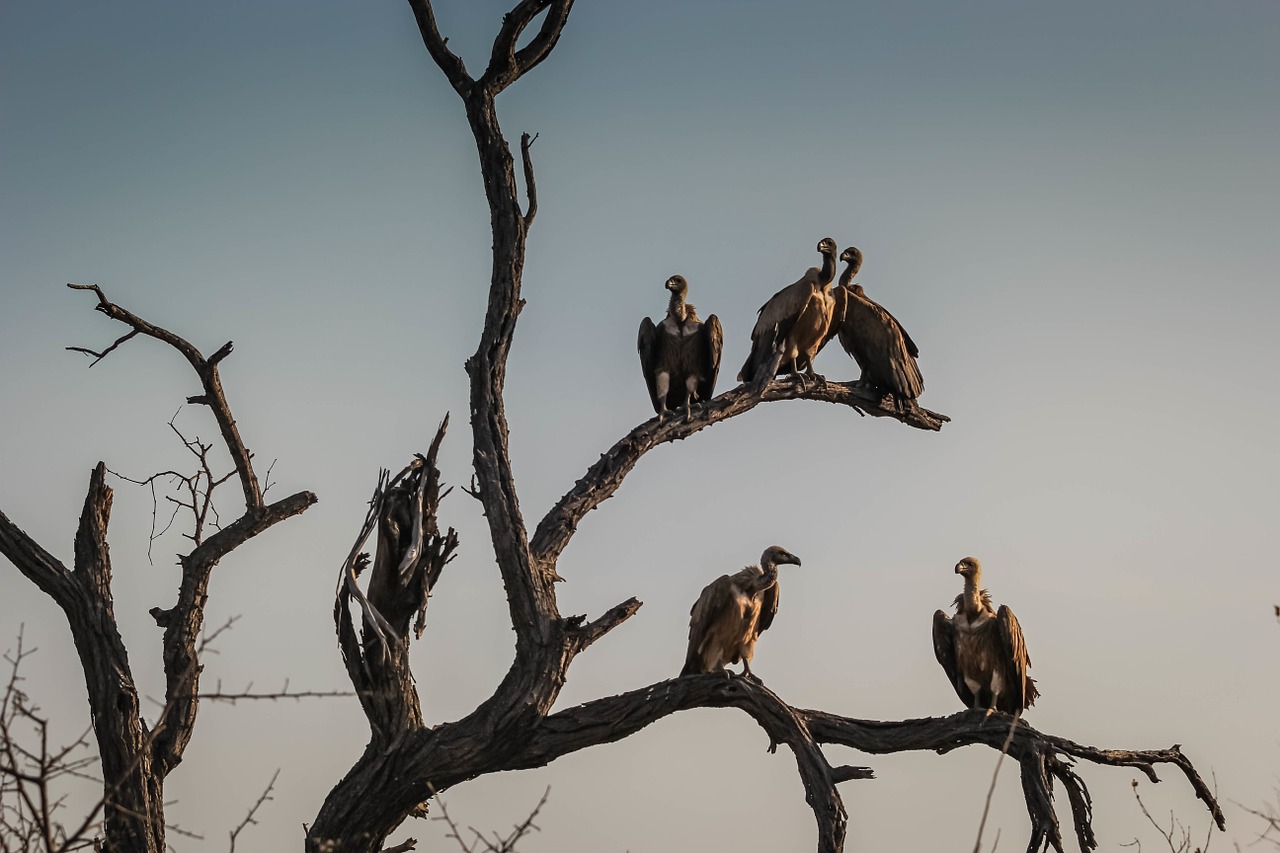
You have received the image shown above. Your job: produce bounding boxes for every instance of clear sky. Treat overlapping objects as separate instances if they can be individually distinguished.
[2,1,1278,850]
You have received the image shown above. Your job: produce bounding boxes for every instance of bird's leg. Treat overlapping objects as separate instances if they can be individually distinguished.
[788,361,809,390]
[655,372,670,423]
[806,362,827,388]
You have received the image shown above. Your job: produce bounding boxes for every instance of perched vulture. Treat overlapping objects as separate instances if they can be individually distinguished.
[637,275,724,421]
[932,557,1039,716]
[826,247,924,402]
[681,545,802,678]
[737,238,839,387]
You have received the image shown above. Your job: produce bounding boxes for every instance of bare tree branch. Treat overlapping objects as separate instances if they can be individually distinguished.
[519,132,538,229]
[2,287,316,851]
[196,681,353,705]
[405,0,473,95]
[66,282,263,512]
[481,0,574,95]
[530,377,948,566]
[227,769,278,853]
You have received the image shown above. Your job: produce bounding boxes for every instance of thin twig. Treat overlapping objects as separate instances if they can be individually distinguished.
[227,769,279,852]
[973,713,1021,853]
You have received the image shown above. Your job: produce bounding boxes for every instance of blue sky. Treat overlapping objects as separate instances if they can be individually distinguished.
[2,1,1278,850]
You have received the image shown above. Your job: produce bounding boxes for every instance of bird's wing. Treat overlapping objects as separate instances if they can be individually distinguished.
[755,579,780,636]
[884,305,920,358]
[738,273,820,382]
[697,314,724,402]
[932,609,973,707]
[637,316,663,413]
[753,271,820,343]
[681,575,738,675]
[838,291,923,398]
[821,284,850,351]
[996,605,1038,710]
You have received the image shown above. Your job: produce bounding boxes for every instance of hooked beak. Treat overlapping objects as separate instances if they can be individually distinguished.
[783,552,802,567]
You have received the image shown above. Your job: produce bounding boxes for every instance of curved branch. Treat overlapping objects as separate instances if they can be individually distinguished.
[0,511,73,603]
[531,378,950,564]
[406,0,473,95]
[520,132,539,229]
[482,0,574,94]
[152,488,317,775]
[505,677,1219,853]
[67,283,264,513]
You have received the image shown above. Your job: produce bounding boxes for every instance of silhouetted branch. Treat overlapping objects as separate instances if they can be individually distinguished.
[197,681,354,705]
[227,769,279,852]
[66,283,263,512]
[432,787,549,853]
[2,287,316,850]
[529,376,949,566]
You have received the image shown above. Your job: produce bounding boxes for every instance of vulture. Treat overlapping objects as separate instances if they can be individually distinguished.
[826,247,924,403]
[737,238,839,387]
[681,545,802,678]
[932,557,1039,716]
[637,275,724,421]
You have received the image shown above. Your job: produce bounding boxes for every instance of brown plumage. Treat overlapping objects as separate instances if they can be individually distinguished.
[933,557,1039,716]
[681,546,802,678]
[638,275,724,421]
[826,247,924,402]
[737,238,839,387]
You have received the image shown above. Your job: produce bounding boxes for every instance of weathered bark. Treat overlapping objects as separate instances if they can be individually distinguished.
[0,287,315,851]
[308,4,1218,853]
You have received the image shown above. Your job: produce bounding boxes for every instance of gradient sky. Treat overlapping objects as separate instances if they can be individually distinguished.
[2,1,1278,850]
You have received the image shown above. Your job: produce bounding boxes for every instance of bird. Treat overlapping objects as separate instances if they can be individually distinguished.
[932,557,1039,716]
[681,545,802,678]
[637,275,724,421]
[826,246,924,404]
[737,238,839,388]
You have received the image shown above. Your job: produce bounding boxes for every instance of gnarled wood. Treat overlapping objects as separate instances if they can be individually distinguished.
[308,5,1215,853]
[1,288,315,852]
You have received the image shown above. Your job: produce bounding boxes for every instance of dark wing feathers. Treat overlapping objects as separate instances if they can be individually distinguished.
[698,314,723,403]
[838,291,923,399]
[932,610,976,708]
[755,579,780,636]
[681,574,737,675]
[996,605,1038,711]
[739,272,820,381]
[637,317,663,414]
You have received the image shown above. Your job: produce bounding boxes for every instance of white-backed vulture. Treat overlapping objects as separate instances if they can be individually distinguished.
[680,545,801,678]
[932,557,1039,716]
[736,238,839,387]
[826,246,924,402]
[637,275,723,420]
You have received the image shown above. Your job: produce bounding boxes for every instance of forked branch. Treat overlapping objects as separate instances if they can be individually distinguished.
[66,282,263,512]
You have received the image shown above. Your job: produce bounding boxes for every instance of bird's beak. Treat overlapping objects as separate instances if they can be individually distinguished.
[786,553,802,567]
[954,564,964,574]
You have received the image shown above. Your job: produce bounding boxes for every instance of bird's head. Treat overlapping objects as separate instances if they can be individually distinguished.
[817,237,837,256]
[840,246,863,268]
[665,275,688,296]
[762,545,802,569]
[954,556,982,578]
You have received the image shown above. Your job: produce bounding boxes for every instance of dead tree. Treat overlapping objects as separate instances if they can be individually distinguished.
[0,286,316,852]
[308,3,1222,852]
